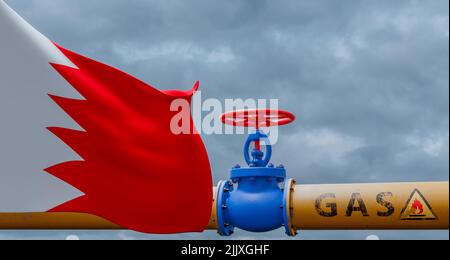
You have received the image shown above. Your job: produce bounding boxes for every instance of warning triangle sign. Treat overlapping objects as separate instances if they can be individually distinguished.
[400,189,437,220]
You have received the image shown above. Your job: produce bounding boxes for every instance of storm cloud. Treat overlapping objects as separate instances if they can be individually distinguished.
[3,0,449,239]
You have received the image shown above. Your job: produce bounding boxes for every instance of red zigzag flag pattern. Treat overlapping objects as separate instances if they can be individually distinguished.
[45,43,212,234]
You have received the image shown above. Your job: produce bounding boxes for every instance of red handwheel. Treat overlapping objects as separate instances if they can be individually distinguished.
[220,109,296,129]
[221,109,296,151]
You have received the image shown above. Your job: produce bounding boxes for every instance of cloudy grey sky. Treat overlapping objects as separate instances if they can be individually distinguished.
[3,0,449,240]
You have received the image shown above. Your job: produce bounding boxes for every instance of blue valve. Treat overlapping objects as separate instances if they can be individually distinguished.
[217,109,296,236]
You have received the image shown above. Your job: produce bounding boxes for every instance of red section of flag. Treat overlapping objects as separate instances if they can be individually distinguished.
[45,44,212,234]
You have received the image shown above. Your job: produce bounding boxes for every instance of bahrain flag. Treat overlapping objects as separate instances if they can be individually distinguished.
[0,1,212,233]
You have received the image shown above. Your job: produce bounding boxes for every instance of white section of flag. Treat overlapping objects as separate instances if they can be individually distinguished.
[0,1,82,212]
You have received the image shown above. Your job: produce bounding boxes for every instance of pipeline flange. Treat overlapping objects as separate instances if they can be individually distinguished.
[216,180,235,236]
[283,178,297,236]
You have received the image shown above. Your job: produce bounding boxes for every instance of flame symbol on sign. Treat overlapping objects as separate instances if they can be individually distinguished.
[411,198,424,215]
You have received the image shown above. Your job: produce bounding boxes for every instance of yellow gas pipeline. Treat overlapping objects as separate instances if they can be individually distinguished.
[0,182,448,234]
[288,181,448,231]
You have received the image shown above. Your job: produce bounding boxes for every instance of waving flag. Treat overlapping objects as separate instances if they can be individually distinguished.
[0,1,212,233]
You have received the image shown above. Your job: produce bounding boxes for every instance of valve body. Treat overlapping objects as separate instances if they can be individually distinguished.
[217,167,288,235]
[216,130,295,235]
